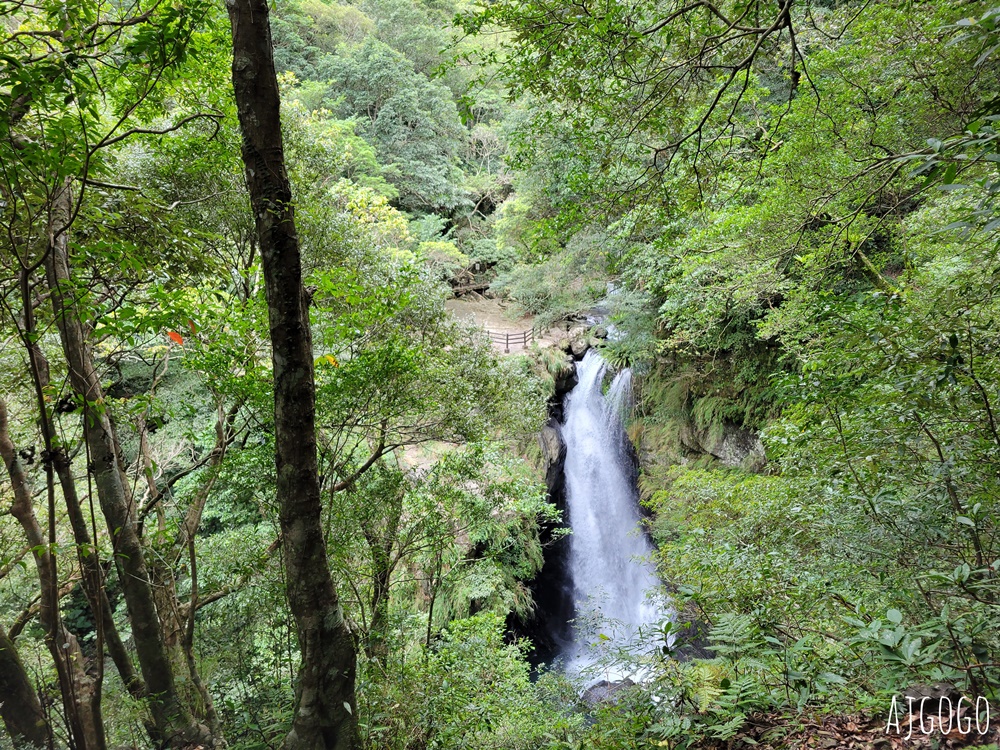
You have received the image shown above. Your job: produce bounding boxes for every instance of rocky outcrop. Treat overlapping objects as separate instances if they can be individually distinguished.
[569,328,590,359]
[508,370,577,667]
[678,420,765,470]
[552,324,604,361]
[539,420,567,499]
[550,351,578,398]
[581,679,636,707]
[669,600,715,662]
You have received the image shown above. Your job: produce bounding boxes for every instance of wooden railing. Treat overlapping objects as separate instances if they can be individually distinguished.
[486,327,536,353]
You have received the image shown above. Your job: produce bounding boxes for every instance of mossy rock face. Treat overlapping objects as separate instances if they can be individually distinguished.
[538,421,567,497]
[528,345,578,400]
[580,679,637,707]
[547,351,577,395]
[678,419,764,468]
[670,598,715,662]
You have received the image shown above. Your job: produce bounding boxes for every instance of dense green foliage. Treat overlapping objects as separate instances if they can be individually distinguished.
[5,0,1000,747]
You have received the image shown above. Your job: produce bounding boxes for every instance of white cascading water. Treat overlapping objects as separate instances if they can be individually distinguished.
[560,350,667,678]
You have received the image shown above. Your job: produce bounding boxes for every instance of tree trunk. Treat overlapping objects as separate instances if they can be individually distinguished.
[0,621,48,748]
[141,396,231,740]
[361,492,402,665]
[43,185,211,750]
[0,400,106,750]
[226,2,359,748]
[50,447,147,703]
[16,267,146,708]
[366,553,392,664]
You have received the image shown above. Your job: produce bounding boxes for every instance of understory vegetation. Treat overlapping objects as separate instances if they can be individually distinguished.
[2,0,1000,748]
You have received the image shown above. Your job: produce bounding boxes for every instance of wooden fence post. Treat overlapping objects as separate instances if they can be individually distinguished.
[484,327,535,352]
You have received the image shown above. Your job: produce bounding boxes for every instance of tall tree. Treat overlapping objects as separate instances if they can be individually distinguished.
[45,192,213,750]
[0,1,227,745]
[226,1,359,748]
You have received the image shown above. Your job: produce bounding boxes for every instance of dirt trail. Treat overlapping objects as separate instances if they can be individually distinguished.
[445,296,533,332]
[445,296,559,353]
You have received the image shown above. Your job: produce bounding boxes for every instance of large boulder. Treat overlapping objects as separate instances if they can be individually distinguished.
[678,420,765,469]
[555,332,573,354]
[669,599,715,662]
[568,327,590,359]
[581,679,636,707]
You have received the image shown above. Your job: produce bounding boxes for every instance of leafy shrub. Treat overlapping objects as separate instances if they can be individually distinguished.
[492,229,611,324]
[358,613,580,750]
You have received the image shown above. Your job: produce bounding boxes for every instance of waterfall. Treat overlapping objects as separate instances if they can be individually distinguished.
[560,350,667,678]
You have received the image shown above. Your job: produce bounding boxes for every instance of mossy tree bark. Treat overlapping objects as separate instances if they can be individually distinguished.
[226,0,359,748]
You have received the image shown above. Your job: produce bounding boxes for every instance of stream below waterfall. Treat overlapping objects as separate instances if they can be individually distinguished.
[557,350,668,679]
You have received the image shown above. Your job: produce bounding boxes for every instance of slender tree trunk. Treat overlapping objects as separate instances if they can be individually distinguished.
[0,400,106,750]
[0,621,48,748]
[50,448,147,702]
[142,397,230,739]
[366,556,392,664]
[226,3,358,747]
[16,269,146,707]
[362,494,401,665]
[43,185,211,750]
